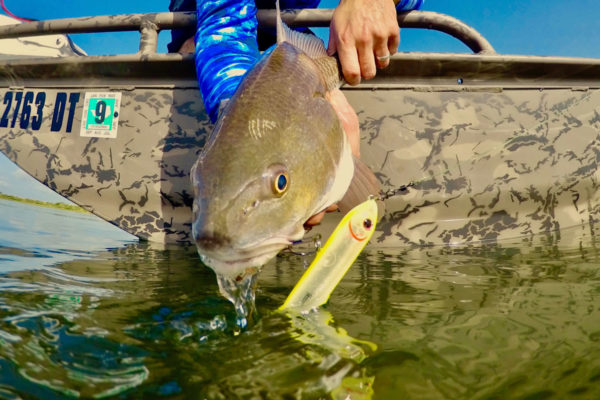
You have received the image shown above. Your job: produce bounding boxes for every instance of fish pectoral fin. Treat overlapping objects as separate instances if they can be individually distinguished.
[338,156,385,220]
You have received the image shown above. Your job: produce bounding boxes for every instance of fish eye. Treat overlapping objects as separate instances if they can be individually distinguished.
[363,218,373,229]
[272,172,289,196]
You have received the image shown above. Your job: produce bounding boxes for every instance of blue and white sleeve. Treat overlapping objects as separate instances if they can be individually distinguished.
[396,0,424,11]
[195,0,260,122]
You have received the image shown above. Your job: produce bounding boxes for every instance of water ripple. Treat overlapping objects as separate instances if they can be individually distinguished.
[0,201,599,398]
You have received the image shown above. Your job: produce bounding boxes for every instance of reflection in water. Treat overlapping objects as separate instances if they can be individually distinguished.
[0,199,600,398]
[320,232,600,399]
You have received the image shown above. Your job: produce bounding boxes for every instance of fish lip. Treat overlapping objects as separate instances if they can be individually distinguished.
[200,252,277,278]
[197,236,296,277]
[235,236,295,252]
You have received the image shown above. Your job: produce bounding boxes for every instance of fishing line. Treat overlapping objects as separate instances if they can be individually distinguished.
[280,234,322,257]
[378,181,416,201]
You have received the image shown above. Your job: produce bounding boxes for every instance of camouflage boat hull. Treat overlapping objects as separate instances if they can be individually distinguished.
[1,13,599,247]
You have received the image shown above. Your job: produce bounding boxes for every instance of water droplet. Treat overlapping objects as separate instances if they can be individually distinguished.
[216,271,259,329]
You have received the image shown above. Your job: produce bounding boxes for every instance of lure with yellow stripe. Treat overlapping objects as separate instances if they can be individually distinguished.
[280,199,378,312]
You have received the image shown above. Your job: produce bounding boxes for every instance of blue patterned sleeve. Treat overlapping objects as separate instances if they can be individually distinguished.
[195,0,261,122]
[396,0,424,11]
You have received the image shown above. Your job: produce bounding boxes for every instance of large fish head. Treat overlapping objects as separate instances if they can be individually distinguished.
[190,115,346,278]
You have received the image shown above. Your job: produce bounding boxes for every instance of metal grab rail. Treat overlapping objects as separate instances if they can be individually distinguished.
[397,11,495,54]
[257,10,496,54]
[0,10,495,55]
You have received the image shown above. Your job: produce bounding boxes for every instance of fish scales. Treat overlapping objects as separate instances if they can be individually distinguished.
[201,46,343,206]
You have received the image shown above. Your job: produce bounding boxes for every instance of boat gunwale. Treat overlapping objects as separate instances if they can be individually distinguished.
[1,52,599,89]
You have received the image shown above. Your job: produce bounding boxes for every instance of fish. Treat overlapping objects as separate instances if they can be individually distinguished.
[190,2,379,282]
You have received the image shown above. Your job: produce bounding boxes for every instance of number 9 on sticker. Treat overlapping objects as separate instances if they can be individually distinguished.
[80,92,121,138]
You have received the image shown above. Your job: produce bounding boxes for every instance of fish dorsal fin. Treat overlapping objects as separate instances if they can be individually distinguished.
[276,0,327,59]
[276,0,285,45]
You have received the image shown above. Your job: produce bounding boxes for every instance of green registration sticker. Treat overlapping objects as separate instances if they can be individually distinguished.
[80,92,121,138]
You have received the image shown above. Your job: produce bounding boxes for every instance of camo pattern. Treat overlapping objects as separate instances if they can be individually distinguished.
[345,87,600,246]
[0,55,599,247]
[0,83,211,244]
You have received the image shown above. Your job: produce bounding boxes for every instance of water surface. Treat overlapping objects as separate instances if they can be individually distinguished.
[0,198,599,399]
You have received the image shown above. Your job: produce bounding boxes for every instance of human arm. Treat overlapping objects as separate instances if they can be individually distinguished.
[195,0,261,122]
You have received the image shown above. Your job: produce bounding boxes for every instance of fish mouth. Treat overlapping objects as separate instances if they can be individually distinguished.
[197,236,296,278]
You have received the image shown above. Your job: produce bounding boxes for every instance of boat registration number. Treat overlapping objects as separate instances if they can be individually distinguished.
[0,89,121,138]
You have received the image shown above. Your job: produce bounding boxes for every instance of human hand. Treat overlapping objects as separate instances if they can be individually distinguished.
[304,204,339,229]
[327,0,400,85]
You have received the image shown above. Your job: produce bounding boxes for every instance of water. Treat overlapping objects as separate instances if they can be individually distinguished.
[1,198,599,399]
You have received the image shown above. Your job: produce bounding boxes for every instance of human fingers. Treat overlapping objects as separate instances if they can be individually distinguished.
[328,17,362,86]
[304,204,339,228]
[304,211,326,228]
[357,39,376,81]
[375,39,391,70]
[388,27,400,56]
[337,40,362,86]
[327,11,361,86]
[325,204,340,213]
